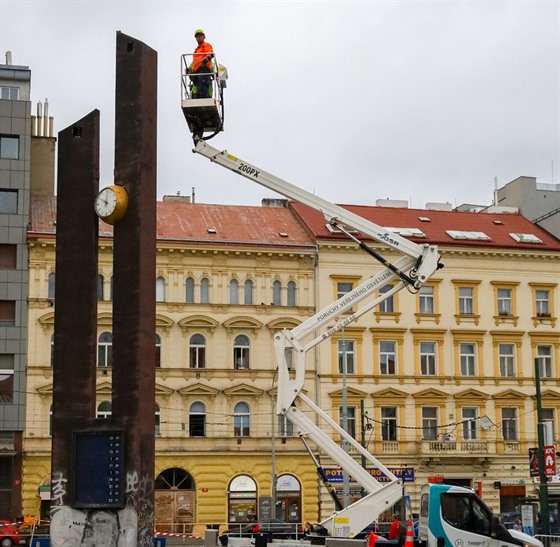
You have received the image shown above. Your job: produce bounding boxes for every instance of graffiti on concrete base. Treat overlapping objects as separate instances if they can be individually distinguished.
[50,506,137,547]
[51,471,68,509]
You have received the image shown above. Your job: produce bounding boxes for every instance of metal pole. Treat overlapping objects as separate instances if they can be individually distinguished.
[341,328,350,507]
[535,357,550,538]
[360,400,367,498]
[271,394,277,520]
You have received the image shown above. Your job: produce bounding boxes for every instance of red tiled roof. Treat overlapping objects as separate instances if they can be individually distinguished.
[28,197,315,249]
[289,202,560,251]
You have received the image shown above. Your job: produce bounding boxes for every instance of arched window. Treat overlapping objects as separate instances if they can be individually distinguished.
[230,279,239,304]
[155,334,162,368]
[97,274,104,301]
[110,275,114,301]
[228,475,257,523]
[272,280,282,306]
[244,280,254,305]
[47,272,56,299]
[96,401,112,419]
[287,281,297,306]
[156,276,166,302]
[189,334,206,368]
[234,335,250,370]
[234,402,251,437]
[155,404,161,436]
[201,278,210,304]
[186,277,195,303]
[98,332,113,367]
[50,334,55,367]
[276,474,302,523]
[189,402,206,437]
[154,468,194,490]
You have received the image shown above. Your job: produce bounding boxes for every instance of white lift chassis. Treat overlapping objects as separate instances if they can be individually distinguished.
[193,140,443,538]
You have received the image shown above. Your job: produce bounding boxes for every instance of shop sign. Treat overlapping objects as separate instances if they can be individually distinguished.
[528,446,557,477]
[544,446,557,476]
[322,467,414,483]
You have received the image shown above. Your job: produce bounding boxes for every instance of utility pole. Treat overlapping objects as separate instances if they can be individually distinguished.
[341,332,350,507]
[271,393,277,520]
[360,401,367,498]
[535,357,550,537]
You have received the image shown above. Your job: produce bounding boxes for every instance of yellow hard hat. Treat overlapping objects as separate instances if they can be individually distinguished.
[194,29,205,36]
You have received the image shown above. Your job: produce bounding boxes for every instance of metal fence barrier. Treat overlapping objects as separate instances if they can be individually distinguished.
[535,535,560,547]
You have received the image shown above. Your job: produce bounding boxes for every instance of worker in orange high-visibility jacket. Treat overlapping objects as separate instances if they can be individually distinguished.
[190,29,214,98]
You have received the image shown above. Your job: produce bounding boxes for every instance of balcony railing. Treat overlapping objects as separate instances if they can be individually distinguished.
[421,440,490,454]
[420,439,521,455]
[381,441,400,453]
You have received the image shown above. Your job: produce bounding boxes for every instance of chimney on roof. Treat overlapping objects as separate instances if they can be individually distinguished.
[262,198,288,208]
[425,202,453,211]
[30,99,56,197]
[163,195,191,203]
[375,198,408,208]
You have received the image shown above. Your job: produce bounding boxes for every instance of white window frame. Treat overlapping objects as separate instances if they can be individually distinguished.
[97,332,113,367]
[339,405,356,438]
[378,284,394,313]
[422,407,438,440]
[420,341,436,376]
[234,335,250,370]
[234,402,251,437]
[458,287,474,315]
[460,342,476,376]
[419,286,434,314]
[155,276,166,302]
[462,407,478,440]
[536,289,550,316]
[537,345,553,378]
[189,334,206,369]
[502,407,517,441]
[497,288,512,315]
[338,339,355,374]
[499,343,515,377]
[380,340,396,375]
[189,401,207,437]
[381,407,398,441]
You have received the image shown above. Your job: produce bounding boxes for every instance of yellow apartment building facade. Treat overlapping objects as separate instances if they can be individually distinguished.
[21,195,560,529]
[23,196,319,530]
[290,201,560,521]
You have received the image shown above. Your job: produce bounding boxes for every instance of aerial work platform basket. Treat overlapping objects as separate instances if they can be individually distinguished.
[181,53,227,139]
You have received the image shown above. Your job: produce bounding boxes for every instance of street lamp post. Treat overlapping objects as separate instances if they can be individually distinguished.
[342,330,350,507]
[535,357,550,538]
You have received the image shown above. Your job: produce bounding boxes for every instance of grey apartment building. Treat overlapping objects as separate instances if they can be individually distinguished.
[0,57,31,519]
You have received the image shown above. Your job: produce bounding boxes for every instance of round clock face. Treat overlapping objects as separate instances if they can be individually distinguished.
[94,185,128,225]
[94,187,118,218]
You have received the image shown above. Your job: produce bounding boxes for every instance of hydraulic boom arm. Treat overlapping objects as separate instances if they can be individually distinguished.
[193,139,442,537]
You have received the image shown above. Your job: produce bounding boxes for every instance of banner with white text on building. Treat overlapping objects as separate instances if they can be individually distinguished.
[322,467,415,483]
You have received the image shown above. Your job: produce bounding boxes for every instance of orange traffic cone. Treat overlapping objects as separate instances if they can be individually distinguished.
[368,530,380,547]
[404,521,414,547]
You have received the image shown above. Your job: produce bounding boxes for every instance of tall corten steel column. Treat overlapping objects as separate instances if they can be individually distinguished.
[51,110,100,508]
[112,31,157,547]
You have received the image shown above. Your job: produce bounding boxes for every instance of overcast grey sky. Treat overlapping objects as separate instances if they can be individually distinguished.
[1,1,559,208]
